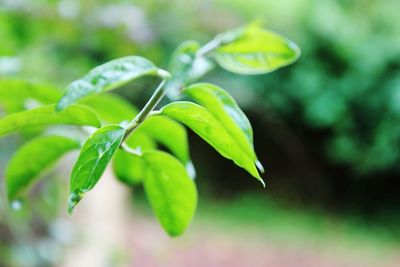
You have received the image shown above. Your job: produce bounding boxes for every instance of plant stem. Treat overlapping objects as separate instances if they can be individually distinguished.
[121,35,227,145]
[195,38,221,58]
[121,142,142,156]
[122,79,167,142]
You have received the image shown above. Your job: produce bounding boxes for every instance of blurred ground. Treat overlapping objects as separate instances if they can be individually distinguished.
[126,213,400,267]
[61,170,400,267]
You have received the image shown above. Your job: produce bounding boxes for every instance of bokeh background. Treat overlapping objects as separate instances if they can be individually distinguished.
[0,0,399,266]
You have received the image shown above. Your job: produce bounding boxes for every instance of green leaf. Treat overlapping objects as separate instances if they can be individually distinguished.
[56,56,167,110]
[161,101,264,185]
[139,116,190,164]
[0,104,101,138]
[165,41,214,98]
[213,24,300,74]
[68,125,125,213]
[143,151,197,236]
[113,132,156,185]
[5,135,80,201]
[0,79,61,114]
[184,83,264,172]
[81,93,138,124]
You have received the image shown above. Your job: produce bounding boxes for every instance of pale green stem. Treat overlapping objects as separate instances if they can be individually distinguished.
[121,38,223,149]
[122,79,167,142]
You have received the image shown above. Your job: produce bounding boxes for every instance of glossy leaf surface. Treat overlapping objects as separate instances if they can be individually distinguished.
[184,83,263,172]
[161,101,263,185]
[6,135,80,201]
[0,104,101,137]
[213,25,300,74]
[57,56,164,110]
[68,125,125,213]
[143,151,197,236]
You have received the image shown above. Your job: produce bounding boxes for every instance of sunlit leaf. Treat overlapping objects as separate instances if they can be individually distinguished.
[113,132,156,185]
[0,79,61,114]
[161,101,264,185]
[143,151,197,236]
[0,104,101,137]
[213,24,300,74]
[68,125,125,213]
[81,93,138,124]
[57,56,167,110]
[184,83,264,172]
[5,135,80,201]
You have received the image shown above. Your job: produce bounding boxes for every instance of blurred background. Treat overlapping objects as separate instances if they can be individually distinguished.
[0,0,399,266]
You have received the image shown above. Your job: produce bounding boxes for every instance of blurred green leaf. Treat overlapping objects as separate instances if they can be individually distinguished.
[81,93,138,124]
[68,125,125,213]
[0,79,61,114]
[57,56,166,110]
[161,101,264,185]
[165,41,214,98]
[0,104,101,137]
[6,135,80,201]
[184,83,264,172]
[139,116,190,164]
[213,24,300,74]
[113,132,156,185]
[143,151,197,236]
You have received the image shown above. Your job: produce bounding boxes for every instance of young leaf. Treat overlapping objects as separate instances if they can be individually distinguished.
[81,93,138,124]
[68,125,125,213]
[0,104,101,137]
[165,40,214,98]
[184,83,264,172]
[161,101,264,185]
[113,132,156,185]
[213,24,300,74]
[5,135,80,201]
[139,116,190,164]
[143,151,197,236]
[56,56,168,111]
[0,79,61,113]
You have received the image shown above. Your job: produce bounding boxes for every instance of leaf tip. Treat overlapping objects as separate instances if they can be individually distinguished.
[260,178,266,188]
[255,160,265,174]
[67,190,82,215]
[186,161,196,179]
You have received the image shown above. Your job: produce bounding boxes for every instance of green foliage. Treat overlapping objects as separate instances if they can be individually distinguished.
[0,80,61,113]
[56,56,168,111]
[81,93,138,124]
[0,104,101,137]
[68,125,125,213]
[138,116,190,164]
[213,24,300,74]
[142,151,197,236]
[161,101,263,185]
[184,83,264,172]
[6,135,80,201]
[0,23,299,236]
[113,133,156,185]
